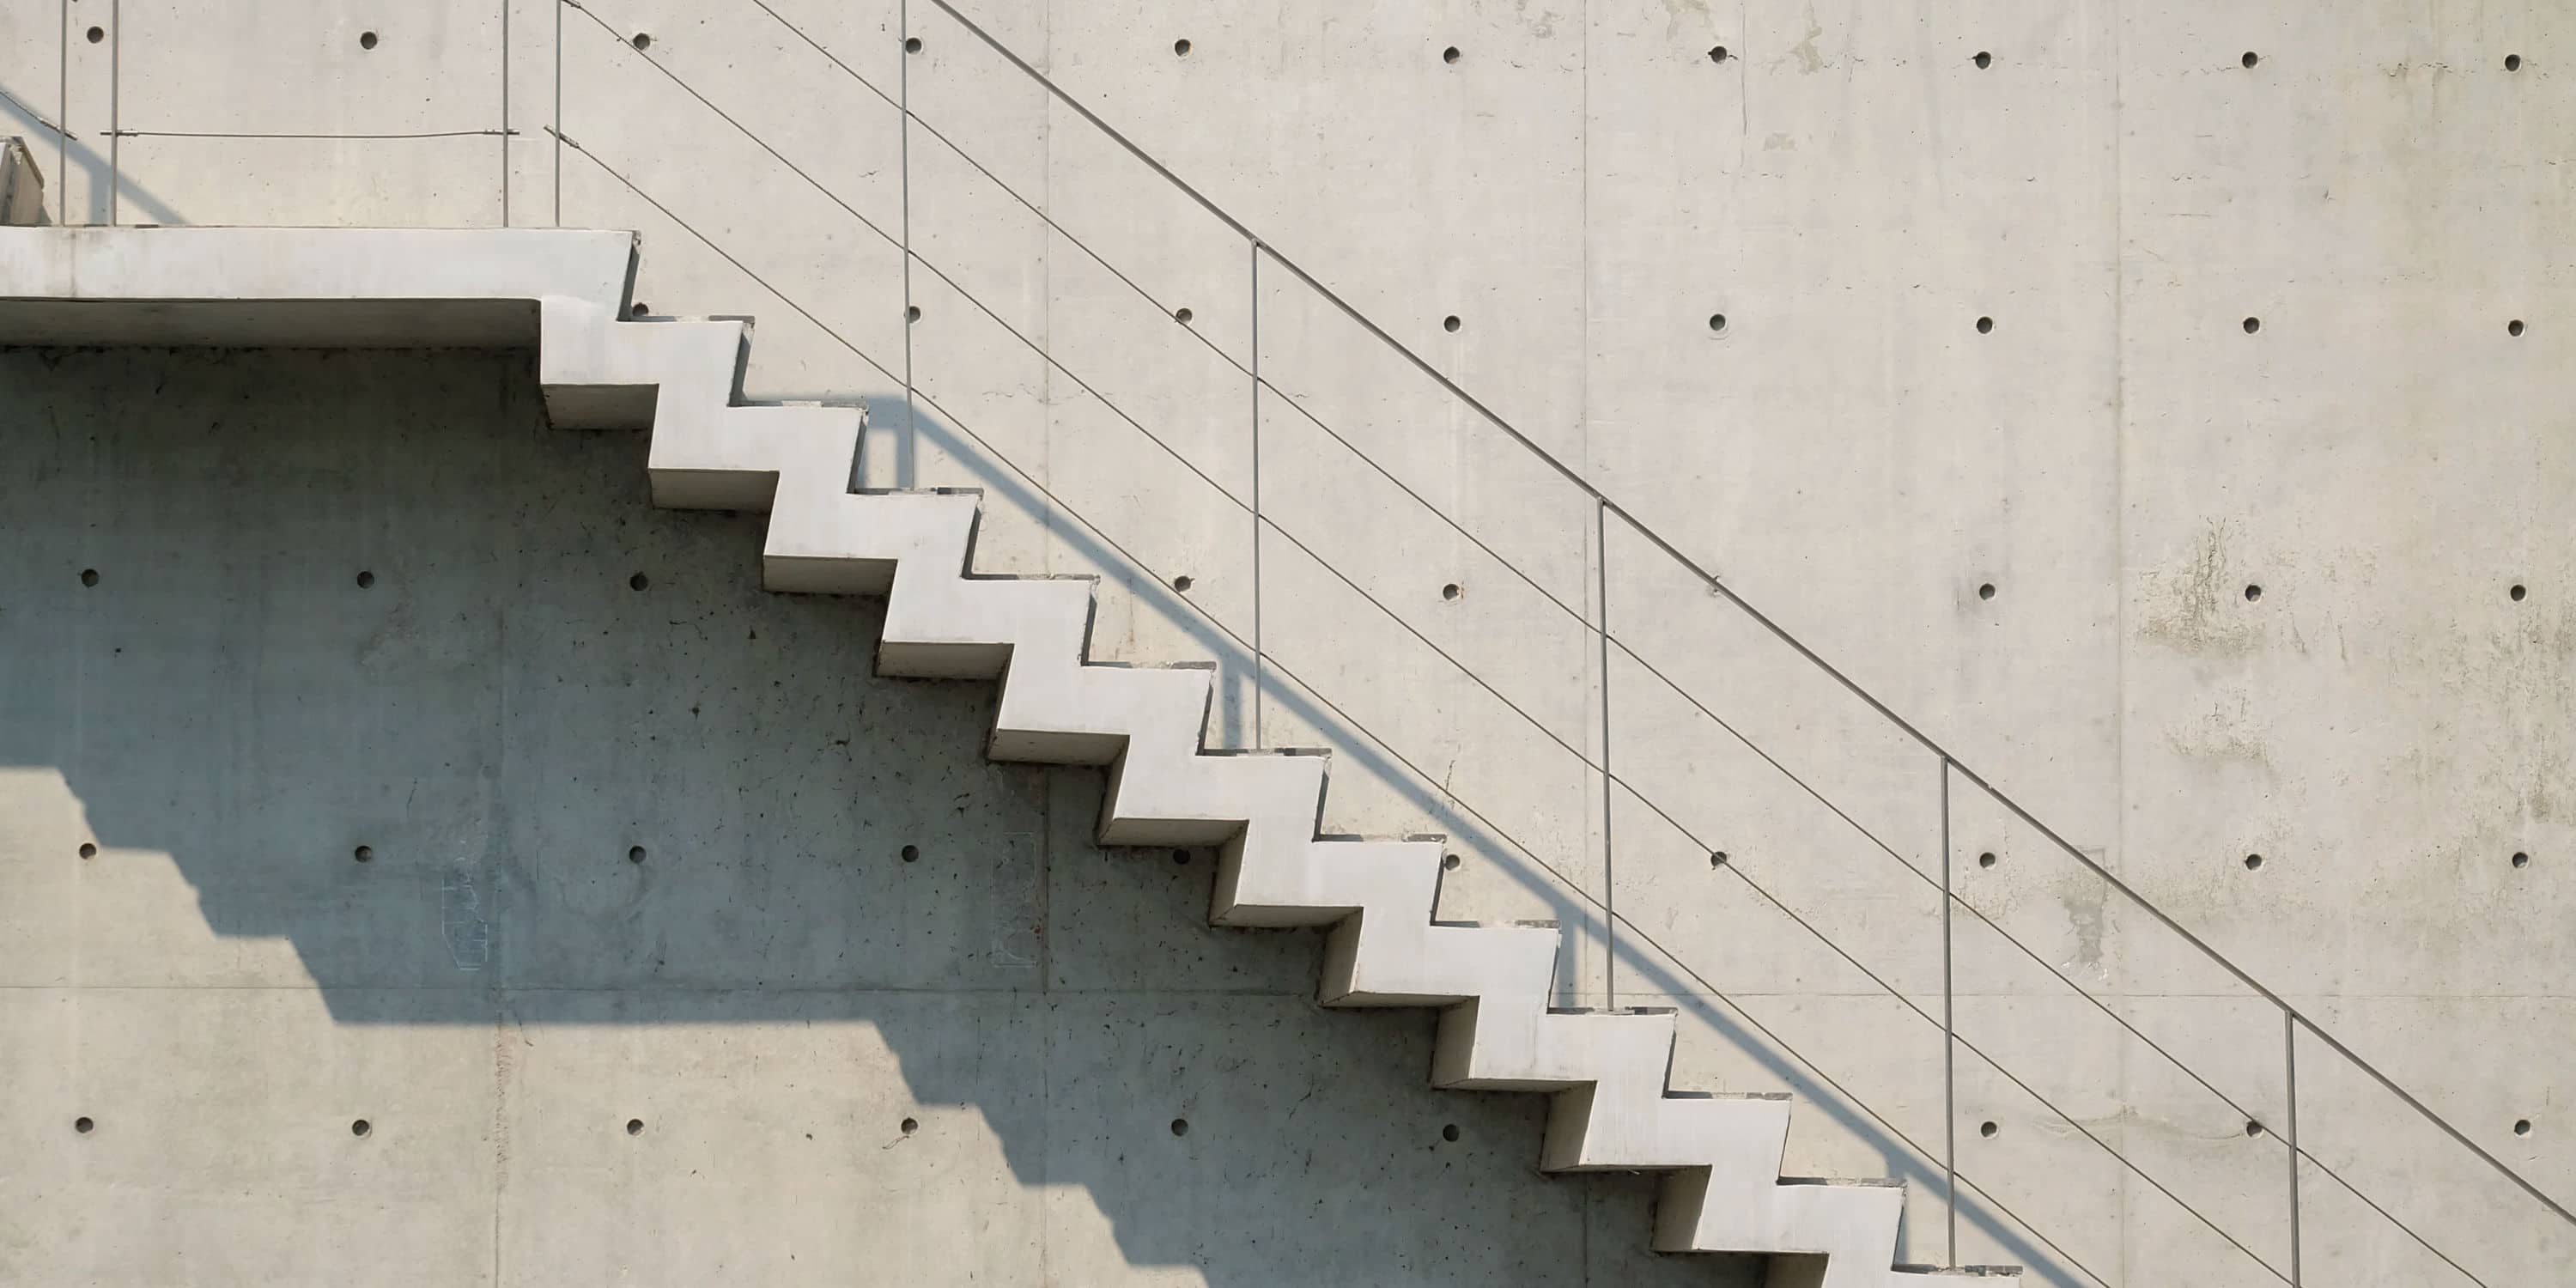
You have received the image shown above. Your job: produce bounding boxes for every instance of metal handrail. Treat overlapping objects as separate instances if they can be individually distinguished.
[537,1,2570,1279]
[917,0,2573,1239]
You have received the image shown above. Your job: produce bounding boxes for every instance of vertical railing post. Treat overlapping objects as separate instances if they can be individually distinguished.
[106,0,120,225]
[1940,756,1959,1267]
[1249,239,1263,748]
[1595,496,1615,1007]
[500,0,511,226]
[2286,1012,2303,1285]
[896,0,916,481]
[552,0,563,225]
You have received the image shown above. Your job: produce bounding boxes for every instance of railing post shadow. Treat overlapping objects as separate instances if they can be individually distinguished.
[2285,1012,2302,1286]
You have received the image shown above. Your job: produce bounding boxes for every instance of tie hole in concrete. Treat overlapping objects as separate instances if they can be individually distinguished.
[2244,584,2262,602]
[901,844,920,863]
[1170,1117,1190,1137]
[1979,1121,1998,1138]
[1171,848,1191,866]
[1976,316,1994,334]
[1174,39,1192,57]
[1443,853,1461,871]
[1442,583,1461,600]
[629,572,650,592]
[81,568,99,587]
[85,26,103,43]
[1974,51,1992,70]
[75,1116,94,1133]
[79,842,96,860]
[1443,315,1461,333]
[2508,319,2525,337]
[2510,584,2526,601]
[1707,46,1729,64]
[2506,53,2523,70]
[1443,46,1461,64]
[1172,574,1194,592]
[630,33,652,52]
[2245,1120,2264,1137]
[353,845,374,863]
[1442,1123,1461,1142]
[1978,582,1996,601]
[902,1116,920,1135]
[2241,52,2259,69]
[1173,307,1193,324]
[628,846,647,864]
[2244,854,2263,870]
[906,37,922,53]
[350,1119,372,1138]
[2512,851,2530,869]
[2243,316,2262,333]
[355,570,374,588]
[1978,852,1998,869]
[359,31,378,51]
[628,1118,646,1135]
[2516,1119,2534,1136]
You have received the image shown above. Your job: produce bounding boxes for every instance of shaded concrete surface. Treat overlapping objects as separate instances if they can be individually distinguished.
[0,345,1735,1286]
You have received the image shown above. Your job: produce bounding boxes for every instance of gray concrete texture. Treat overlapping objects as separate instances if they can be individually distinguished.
[0,1,2568,1285]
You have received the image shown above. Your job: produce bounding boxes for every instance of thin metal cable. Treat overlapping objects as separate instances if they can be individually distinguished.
[1258,495,2278,1261]
[738,0,1255,380]
[720,0,2156,1057]
[921,0,2572,1230]
[714,0,2067,993]
[539,143,2115,1282]
[550,131,901,389]
[556,85,2486,1283]
[1607,628,2276,1130]
[2294,1141,2490,1288]
[545,21,2546,1270]
[561,1,904,252]
[556,141,2287,1282]
[556,33,2494,1183]
[562,4,1251,517]
[566,47,2527,1274]
[744,0,900,111]
[1606,774,2293,1284]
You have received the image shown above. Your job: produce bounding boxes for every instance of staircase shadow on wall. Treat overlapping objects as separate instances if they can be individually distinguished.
[1,344,1736,1286]
[0,344,2075,1285]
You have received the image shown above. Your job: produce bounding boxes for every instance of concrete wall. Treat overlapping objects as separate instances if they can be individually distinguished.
[1,1,2570,1285]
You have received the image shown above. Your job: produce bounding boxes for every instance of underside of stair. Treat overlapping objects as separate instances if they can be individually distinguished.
[0,227,2020,1288]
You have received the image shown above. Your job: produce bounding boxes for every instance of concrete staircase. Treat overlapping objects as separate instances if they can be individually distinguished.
[0,226,2014,1288]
